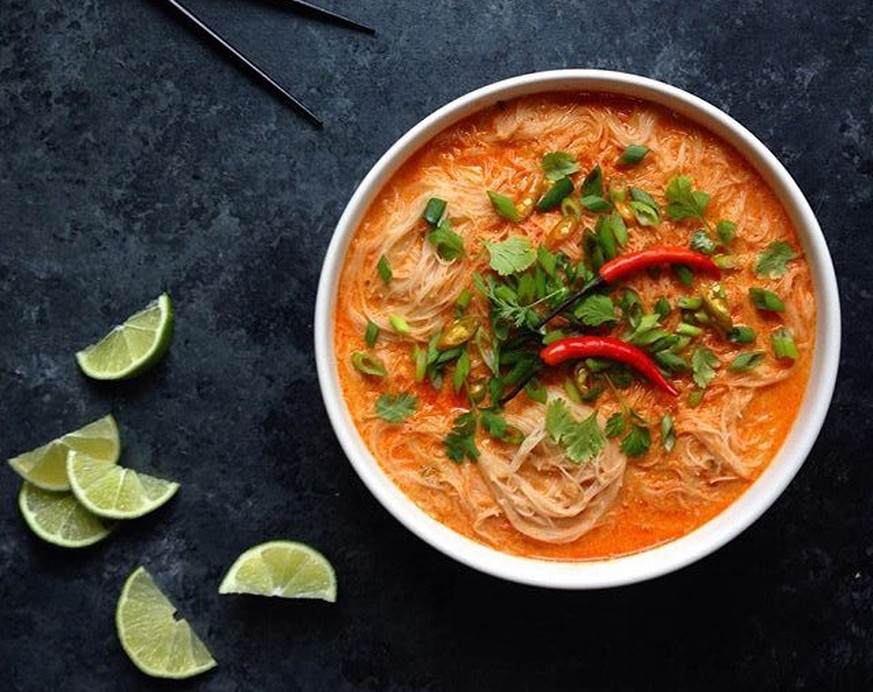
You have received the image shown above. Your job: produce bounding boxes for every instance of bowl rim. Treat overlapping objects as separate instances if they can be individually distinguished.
[314,69,841,589]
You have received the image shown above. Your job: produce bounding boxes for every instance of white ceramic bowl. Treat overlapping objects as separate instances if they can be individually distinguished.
[314,70,841,589]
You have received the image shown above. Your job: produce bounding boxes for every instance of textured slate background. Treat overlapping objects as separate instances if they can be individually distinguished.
[1,1,871,690]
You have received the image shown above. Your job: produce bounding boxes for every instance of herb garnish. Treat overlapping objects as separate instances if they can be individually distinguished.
[661,413,676,452]
[444,411,479,462]
[618,144,650,165]
[542,151,581,181]
[749,287,785,312]
[728,350,766,372]
[428,220,465,261]
[376,393,417,423]
[574,294,619,327]
[545,399,605,464]
[487,190,521,223]
[620,424,651,458]
[665,175,710,223]
[691,347,720,388]
[365,320,379,347]
[377,255,392,285]
[485,236,536,276]
[771,327,798,360]
[755,241,797,279]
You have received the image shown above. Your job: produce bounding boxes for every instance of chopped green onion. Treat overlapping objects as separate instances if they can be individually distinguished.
[672,335,692,352]
[351,352,387,377]
[729,350,766,372]
[542,329,565,345]
[688,389,704,408]
[678,296,702,311]
[560,196,582,219]
[618,144,650,165]
[455,289,472,315]
[524,378,548,404]
[693,310,711,326]
[377,255,392,285]
[365,320,379,347]
[564,377,582,403]
[536,177,574,212]
[580,195,612,213]
[413,345,427,383]
[771,327,798,360]
[673,265,694,287]
[655,297,671,320]
[676,322,702,337]
[422,197,447,227]
[713,254,740,270]
[661,413,675,452]
[749,287,785,312]
[581,165,604,198]
[728,325,757,344]
[453,350,471,393]
[390,314,412,334]
[487,190,521,222]
[716,220,737,244]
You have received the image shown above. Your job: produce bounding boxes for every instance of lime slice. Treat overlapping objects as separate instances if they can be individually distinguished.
[218,540,337,601]
[116,566,217,679]
[76,293,174,380]
[18,482,115,548]
[7,414,120,491]
[67,452,179,519]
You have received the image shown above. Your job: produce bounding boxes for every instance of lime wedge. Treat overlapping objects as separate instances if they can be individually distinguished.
[18,482,115,548]
[67,452,179,520]
[218,540,337,601]
[8,414,120,491]
[116,566,217,679]
[76,293,174,380]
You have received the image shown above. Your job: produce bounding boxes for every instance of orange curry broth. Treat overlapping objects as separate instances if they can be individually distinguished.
[334,93,814,561]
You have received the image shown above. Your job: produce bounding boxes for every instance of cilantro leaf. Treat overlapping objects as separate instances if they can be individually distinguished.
[605,412,626,438]
[563,412,605,464]
[376,392,417,423]
[691,347,720,389]
[621,424,651,458]
[545,399,574,442]
[428,219,465,261]
[755,241,797,279]
[542,151,580,182]
[574,294,619,327]
[479,276,539,329]
[444,411,479,462]
[665,175,710,223]
[481,409,524,444]
[485,236,536,276]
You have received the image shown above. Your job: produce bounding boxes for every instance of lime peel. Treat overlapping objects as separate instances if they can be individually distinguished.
[18,482,115,548]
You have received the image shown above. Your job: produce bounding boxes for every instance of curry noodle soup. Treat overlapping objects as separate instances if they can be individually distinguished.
[333,93,814,561]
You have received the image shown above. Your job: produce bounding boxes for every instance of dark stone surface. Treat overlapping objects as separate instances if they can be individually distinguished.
[1,0,871,689]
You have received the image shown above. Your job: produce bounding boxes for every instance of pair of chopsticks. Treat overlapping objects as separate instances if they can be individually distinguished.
[161,0,375,127]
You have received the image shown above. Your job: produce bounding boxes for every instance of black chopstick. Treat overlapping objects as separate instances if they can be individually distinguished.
[282,0,376,35]
[162,0,323,128]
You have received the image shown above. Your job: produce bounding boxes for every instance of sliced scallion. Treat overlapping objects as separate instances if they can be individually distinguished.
[422,197,447,227]
[749,287,785,312]
[729,350,766,372]
[377,255,392,285]
[390,314,412,334]
[351,352,387,377]
[487,190,521,222]
[618,144,650,165]
[536,177,574,212]
[728,325,756,344]
[365,320,379,347]
[678,296,702,311]
[771,327,798,360]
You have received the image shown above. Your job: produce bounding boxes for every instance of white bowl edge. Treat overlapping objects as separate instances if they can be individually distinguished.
[314,69,841,589]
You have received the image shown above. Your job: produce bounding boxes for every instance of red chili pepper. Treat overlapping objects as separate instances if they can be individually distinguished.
[599,245,721,284]
[540,336,680,397]
[537,246,720,329]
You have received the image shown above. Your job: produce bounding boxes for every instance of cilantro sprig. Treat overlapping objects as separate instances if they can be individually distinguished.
[485,236,536,276]
[376,392,417,423]
[665,175,710,224]
[545,399,605,464]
